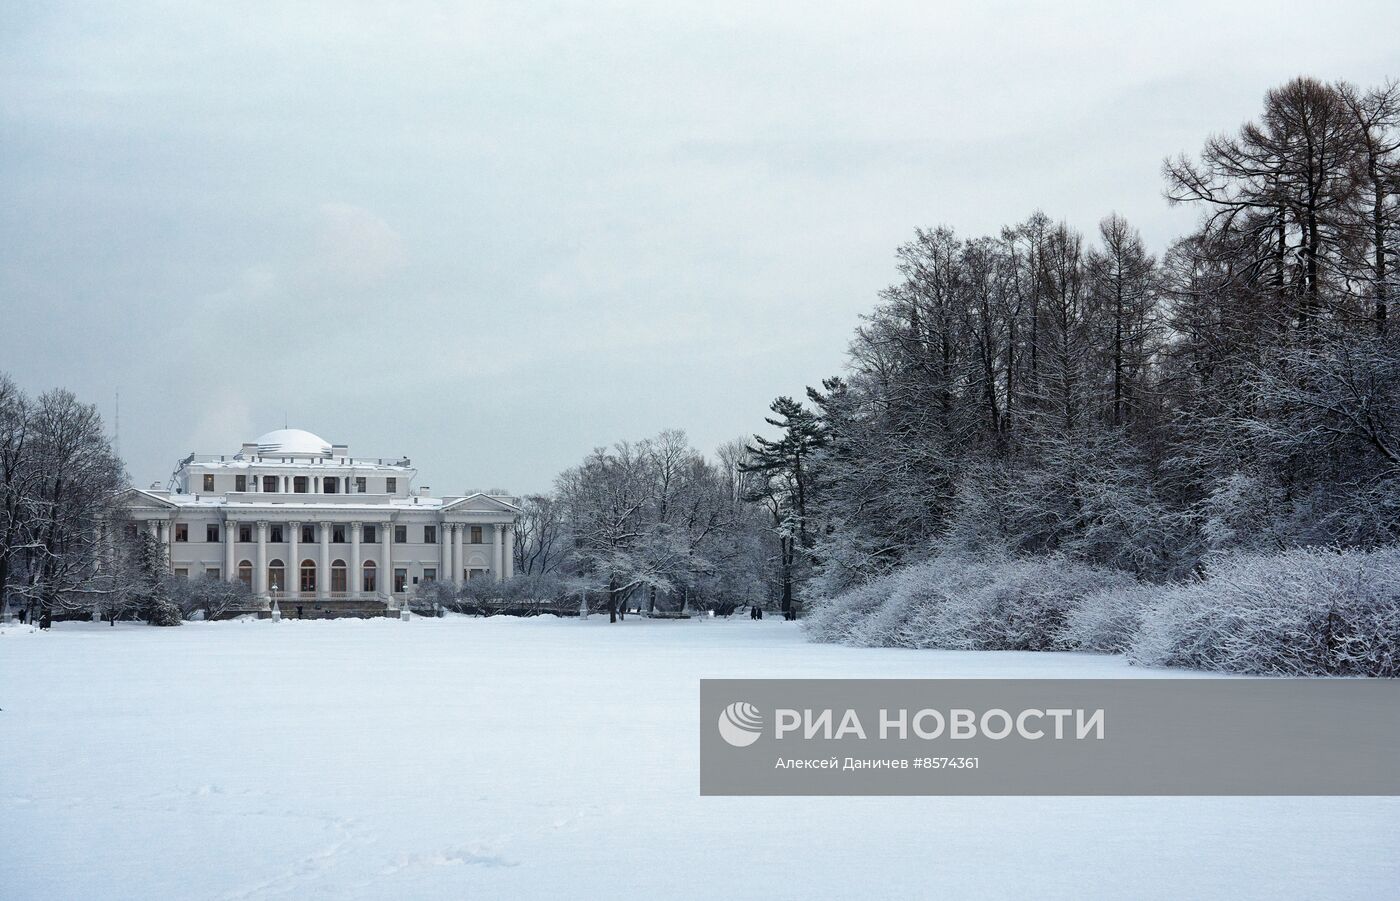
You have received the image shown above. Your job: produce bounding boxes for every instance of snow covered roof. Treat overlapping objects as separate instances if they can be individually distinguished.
[252,429,333,457]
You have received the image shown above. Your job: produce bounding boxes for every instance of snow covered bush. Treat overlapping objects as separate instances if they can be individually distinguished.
[1129,546,1400,676]
[805,552,1135,651]
[170,575,254,621]
[1062,583,1160,652]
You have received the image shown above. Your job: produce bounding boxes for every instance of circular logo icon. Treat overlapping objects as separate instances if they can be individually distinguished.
[717,701,763,747]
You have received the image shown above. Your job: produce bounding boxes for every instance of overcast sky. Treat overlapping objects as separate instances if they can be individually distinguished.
[3,2,1397,495]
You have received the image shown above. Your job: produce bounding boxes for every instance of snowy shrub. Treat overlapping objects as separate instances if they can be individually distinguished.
[803,575,887,644]
[1130,546,1400,676]
[1063,583,1160,652]
[415,580,460,609]
[805,552,1135,651]
[171,575,254,621]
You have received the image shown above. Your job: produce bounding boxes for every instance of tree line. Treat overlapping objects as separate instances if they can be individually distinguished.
[512,76,1400,628]
[744,76,1400,604]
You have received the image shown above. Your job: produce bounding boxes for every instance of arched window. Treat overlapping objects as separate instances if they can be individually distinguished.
[362,559,377,593]
[331,560,347,593]
[300,559,317,594]
[268,559,286,595]
[238,560,253,585]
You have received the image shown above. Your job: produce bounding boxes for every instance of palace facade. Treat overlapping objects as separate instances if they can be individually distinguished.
[122,429,520,615]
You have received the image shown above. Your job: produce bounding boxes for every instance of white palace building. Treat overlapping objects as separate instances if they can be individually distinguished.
[121,429,521,616]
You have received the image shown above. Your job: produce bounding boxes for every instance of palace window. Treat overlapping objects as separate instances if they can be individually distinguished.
[238,561,253,585]
[262,476,278,493]
[469,567,487,580]
[331,560,347,593]
[332,524,346,543]
[423,567,437,583]
[267,559,286,594]
[206,567,220,581]
[294,476,309,494]
[299,559,316,593]
[394,525,407,544]
[394,568,408,593]
[363,525,376,543]
[323,478,339,494]
[175,568,189,579]
[301,524,315,544]
[235,474,247,492]
[471,526,483,544]
[203,474,214,492]
[355,477,367,493]
[174,523,188,542]
[424,525,437,544]
[270,524,284,543]
[362,560,377,593]
[206,524,220,543]
[239,524,252,543]
[386,477,397,493]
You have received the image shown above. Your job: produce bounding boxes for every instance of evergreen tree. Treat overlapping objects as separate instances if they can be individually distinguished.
[742,397,825,618]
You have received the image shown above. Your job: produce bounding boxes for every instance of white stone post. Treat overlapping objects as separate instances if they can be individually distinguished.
[504,522,515,580]
[255,520,269,597]
[288,521,300,600]
[350,521,361,598]
[452,523,464,587]
[380,520,393,602]
[224,518,237,582]
[319,521,332,599]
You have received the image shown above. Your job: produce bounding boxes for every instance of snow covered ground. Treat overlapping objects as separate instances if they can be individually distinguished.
[2,615,1396,900]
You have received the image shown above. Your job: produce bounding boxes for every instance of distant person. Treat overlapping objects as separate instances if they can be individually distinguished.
[296,605,304,618]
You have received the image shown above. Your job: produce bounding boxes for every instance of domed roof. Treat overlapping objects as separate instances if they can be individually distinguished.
[254,428,332,457]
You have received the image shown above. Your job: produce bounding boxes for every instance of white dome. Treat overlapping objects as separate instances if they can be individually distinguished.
[253,428,332,457]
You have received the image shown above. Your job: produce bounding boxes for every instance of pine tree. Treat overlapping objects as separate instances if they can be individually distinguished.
[742,397,825,618]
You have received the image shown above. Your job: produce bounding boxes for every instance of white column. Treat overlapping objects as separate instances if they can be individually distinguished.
[441,523,452,584]
[350,521,361,598]
[380,520,393,600]
[224,519,237,582]
[319,521,331,599]
[288,521,300,600]
[504,522,515,580]
[164,518,173,565]
[498,520,509,584]
[255,520,269,596]
[452,523,464,586]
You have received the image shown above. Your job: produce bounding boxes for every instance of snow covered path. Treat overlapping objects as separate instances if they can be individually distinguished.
[2,616,1395,899]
